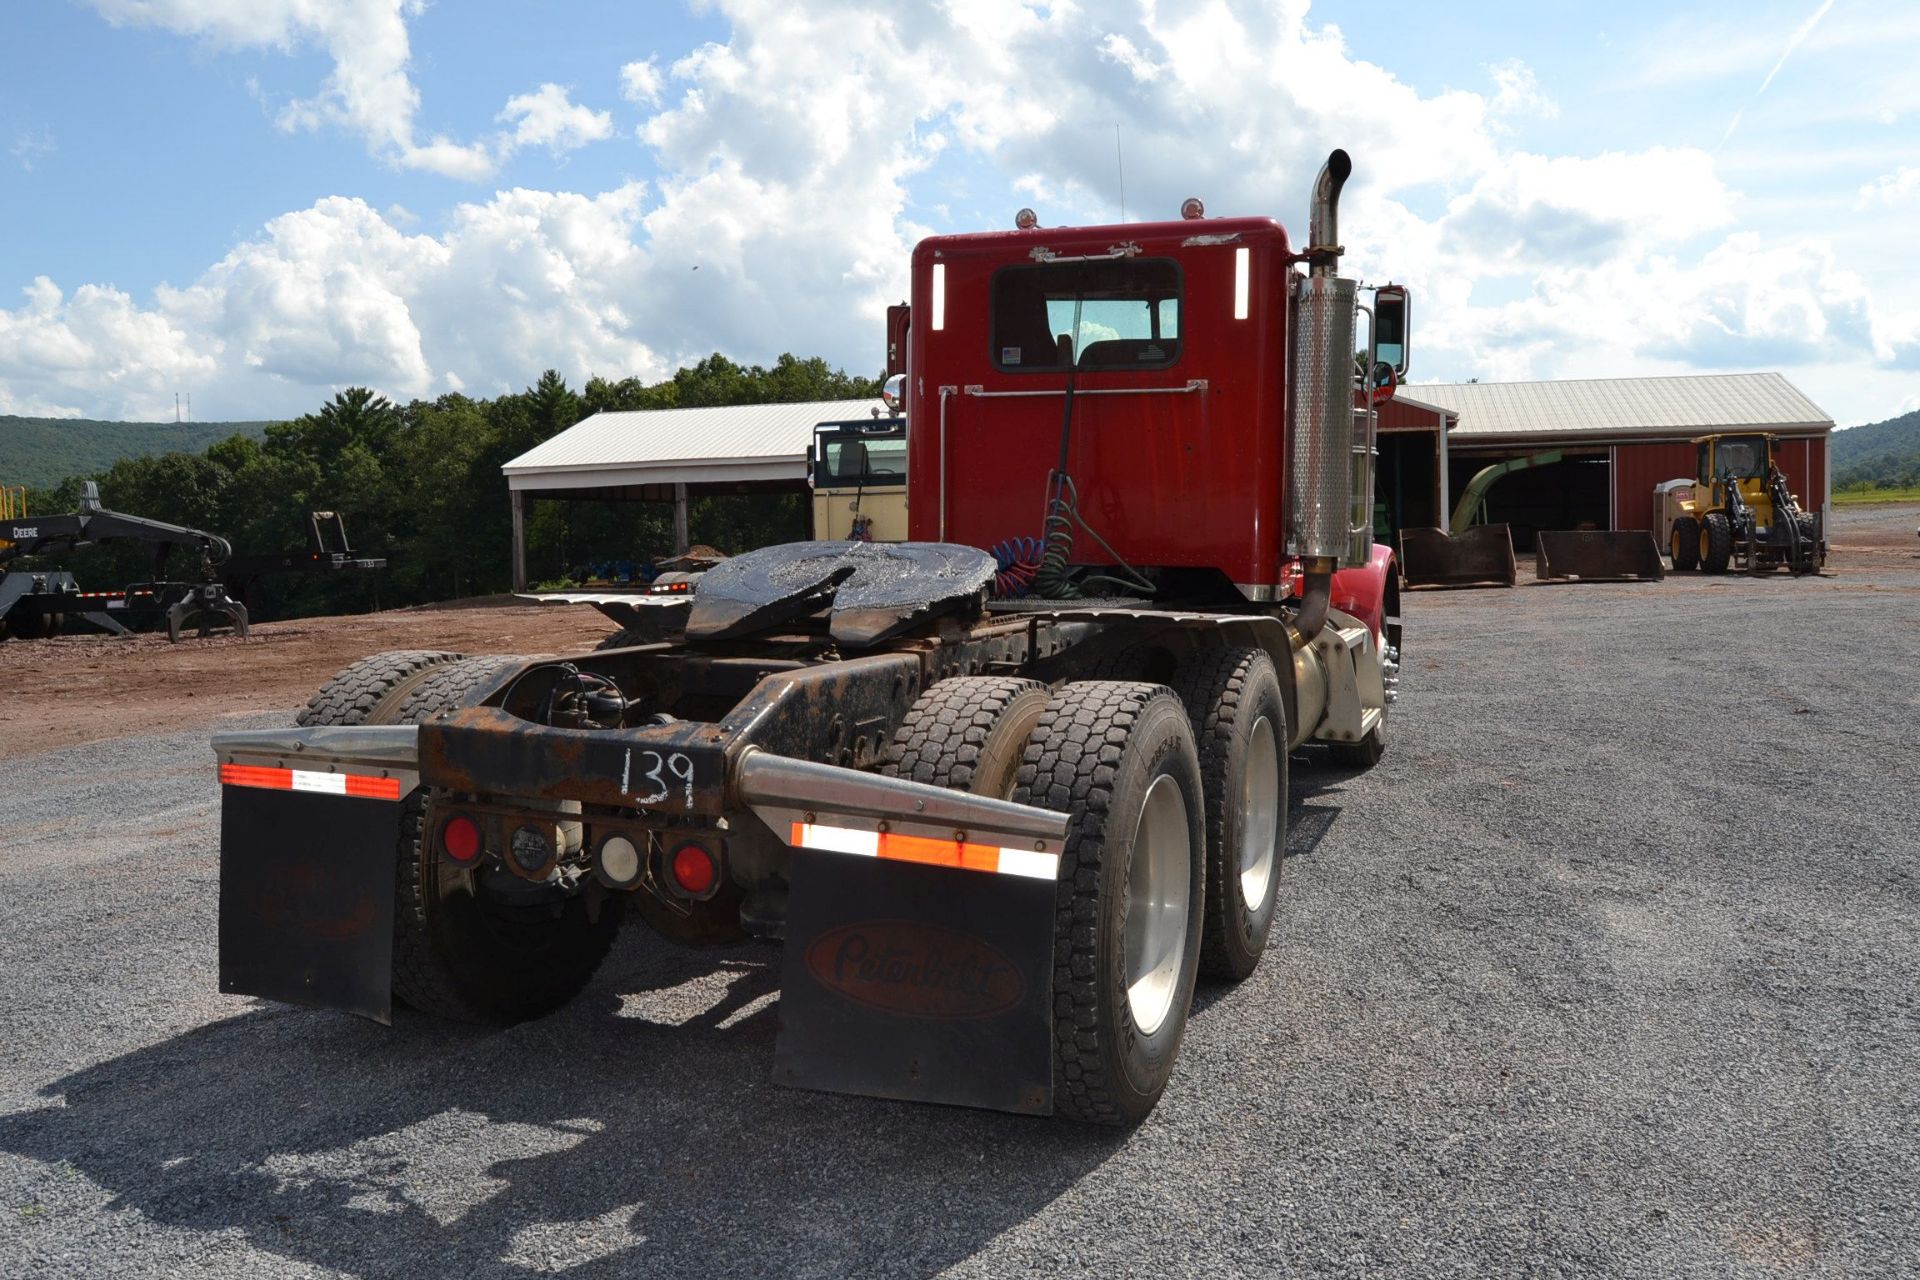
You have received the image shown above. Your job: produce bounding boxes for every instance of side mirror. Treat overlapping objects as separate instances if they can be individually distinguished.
[1374,283,1410,378]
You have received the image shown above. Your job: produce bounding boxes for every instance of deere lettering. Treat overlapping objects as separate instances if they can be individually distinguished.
[804,920,1024,1019]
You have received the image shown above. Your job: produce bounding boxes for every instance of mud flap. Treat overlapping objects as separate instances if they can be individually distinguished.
[217,786,399,1022]
[1399,524,1518,588]
[1535,530,1665,581]
[774,848,1056,1115]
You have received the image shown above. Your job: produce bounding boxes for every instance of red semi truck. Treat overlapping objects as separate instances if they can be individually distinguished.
[212,149,1407,1124]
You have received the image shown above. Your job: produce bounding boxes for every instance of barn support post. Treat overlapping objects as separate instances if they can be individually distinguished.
[1436,411,1451,523]
[673,482,690,555]
[510,488,528,593]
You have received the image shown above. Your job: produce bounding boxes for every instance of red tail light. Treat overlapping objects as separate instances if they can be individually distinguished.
[442,814,482,864]
[670,842,716,896]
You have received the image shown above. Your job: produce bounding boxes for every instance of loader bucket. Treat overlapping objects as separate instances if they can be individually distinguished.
[1534,530,1665,582]
[1398,524,1518,588]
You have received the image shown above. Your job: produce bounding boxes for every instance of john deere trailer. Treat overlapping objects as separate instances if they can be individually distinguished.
[215,150,1408,1125]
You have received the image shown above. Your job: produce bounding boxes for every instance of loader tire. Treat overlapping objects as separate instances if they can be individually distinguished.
[882,675,1051,798]
[388,655,623,1023]
[295,649,464,727]
[1791,513,1822,575]
[1169,648,1287,980]
[1670,517,1700,570]
[1012,681,1205,1126]
[1700,513,1733,574]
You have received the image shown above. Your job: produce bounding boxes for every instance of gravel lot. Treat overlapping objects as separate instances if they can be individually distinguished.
[1,507,1915,1278]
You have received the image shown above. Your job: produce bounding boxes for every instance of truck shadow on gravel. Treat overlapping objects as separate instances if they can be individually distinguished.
[0,938,1125,1278]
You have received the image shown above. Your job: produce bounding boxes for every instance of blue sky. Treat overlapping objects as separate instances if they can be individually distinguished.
[1,0,1915,425]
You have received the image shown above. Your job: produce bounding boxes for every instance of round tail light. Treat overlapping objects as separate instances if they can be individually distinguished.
[442,814,482,864]
[670,842,717,896]
[596,834,643,889]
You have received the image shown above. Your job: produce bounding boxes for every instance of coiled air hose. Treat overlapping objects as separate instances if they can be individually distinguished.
[1024,311,1154,601]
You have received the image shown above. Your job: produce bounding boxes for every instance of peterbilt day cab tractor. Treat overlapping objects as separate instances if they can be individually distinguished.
[1667,432,1824,575]
[212,149,1407,1125]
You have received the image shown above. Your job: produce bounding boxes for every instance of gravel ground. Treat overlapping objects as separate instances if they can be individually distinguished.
[1,517,1915,1278]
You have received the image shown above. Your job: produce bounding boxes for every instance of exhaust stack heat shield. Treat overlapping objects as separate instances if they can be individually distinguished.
[1288,274,1359,563]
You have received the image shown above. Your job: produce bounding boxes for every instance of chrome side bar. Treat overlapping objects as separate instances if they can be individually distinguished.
[734,747,1068,853]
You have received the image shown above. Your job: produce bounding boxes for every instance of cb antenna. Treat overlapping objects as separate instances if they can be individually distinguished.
[1115,124,1126,223]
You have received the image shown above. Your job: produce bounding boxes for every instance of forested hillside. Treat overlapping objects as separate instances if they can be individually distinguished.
[0,417,272,488]
[9,353,878,622]
[1831,408,1920,490]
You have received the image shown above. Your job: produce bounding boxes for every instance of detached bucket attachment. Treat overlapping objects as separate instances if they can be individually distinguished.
[1534,530,1665,582]
[1399,524,1518,588]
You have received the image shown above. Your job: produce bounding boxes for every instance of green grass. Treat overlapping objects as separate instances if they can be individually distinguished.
[1833,485,1920,506]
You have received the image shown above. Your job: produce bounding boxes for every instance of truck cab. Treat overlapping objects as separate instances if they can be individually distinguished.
[809,416,907,542]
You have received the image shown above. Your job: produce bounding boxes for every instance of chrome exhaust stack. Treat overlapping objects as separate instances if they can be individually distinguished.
[1287,149,1360,647]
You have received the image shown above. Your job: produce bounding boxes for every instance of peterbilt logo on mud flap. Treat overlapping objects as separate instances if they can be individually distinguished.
[804,920,1025,1019]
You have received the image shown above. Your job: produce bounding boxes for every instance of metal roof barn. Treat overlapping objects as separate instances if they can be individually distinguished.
[1374,372,1834,552]
[500,398,885,589]
[1405,372,1831,446]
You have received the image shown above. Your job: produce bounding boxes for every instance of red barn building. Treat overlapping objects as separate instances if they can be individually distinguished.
[1370,373,1831,550]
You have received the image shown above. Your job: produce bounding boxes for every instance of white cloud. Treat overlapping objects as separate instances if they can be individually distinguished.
[620,58,664,106]
[499,84,614,155]
[1856,164,1920,207]
[84,0,494,178]
[1098,34,1163,84]
[0,277,214,418]
[13,0,1920,424]
[1487,59,1557,126]
[0,188,669,419]
[83,0,612,179]
[10,128,56,171]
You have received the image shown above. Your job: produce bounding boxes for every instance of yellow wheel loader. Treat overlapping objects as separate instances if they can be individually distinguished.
[1668,433,1824,575]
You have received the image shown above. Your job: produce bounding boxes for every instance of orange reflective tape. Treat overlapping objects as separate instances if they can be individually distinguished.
[220,763,293,791]
[343,774,404,801]
[872,831,959,867]
[874,831,1005,873]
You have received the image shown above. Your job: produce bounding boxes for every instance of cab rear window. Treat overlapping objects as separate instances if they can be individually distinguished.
[991,259,1181,372]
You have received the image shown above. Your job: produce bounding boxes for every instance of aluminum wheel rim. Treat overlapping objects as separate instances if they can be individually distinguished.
[1125,773,1192,1038]
[1237,715,1280,909]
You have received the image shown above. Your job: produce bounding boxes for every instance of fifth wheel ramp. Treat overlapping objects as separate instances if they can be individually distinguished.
[1534,530,1665,582]
[1398,524,1518,588]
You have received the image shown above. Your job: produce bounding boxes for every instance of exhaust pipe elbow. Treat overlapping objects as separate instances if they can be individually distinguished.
[1289,568,1333,650]
[1307,149,1351,275]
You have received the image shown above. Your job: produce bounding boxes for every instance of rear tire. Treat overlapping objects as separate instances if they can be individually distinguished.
[1700,513,1733,574]
[1012,682,1205,1126]
[882,675,1051,797]
[1169,648,1286,980]
[387,655,623,1023]
[1670,517,1699,570]
[296,649,464,726]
